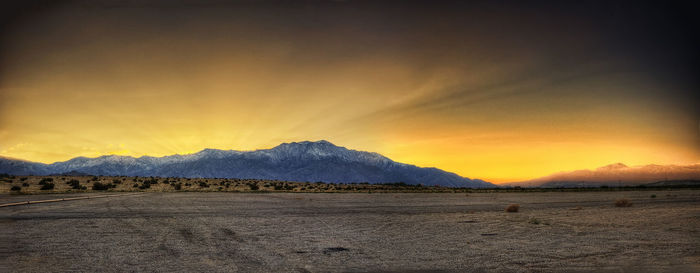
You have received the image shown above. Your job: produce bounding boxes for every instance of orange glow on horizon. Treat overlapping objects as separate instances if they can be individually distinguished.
[1,2,698,183]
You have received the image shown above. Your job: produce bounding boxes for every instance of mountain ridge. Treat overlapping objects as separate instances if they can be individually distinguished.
[0,140,493,188]
[504,162,700,187]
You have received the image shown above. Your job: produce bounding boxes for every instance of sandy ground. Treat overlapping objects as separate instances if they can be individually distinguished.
[0,190,698,272]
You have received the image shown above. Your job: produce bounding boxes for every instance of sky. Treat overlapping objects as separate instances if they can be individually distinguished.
[0,0,698,183]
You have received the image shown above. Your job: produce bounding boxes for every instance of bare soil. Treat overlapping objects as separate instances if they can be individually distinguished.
[0,190,698,272]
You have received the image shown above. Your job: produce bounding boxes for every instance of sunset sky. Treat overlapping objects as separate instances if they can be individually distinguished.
[1,1,698,183]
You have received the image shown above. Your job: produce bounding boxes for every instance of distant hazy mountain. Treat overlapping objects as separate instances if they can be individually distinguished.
[505,163,700,187]
[0,140,493,188]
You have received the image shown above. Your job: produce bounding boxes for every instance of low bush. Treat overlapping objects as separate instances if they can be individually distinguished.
[248,183,259,191]
[40,183,55,190]
[38,178,53,185]
[67,179,82,189]
[93,182,115,191]
[615,199,632,207]
[10,185,21,191]
[505,204,520,212]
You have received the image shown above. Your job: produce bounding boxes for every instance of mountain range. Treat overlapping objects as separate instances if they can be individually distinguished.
[0,140,494,188]
[505,163,700,187]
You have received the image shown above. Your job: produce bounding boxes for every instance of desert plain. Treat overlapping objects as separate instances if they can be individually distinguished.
[0,186,698,272]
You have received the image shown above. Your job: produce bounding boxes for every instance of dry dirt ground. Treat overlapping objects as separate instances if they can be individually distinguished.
[0,190,698,272]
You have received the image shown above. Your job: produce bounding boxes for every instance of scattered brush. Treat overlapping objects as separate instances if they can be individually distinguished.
[615,198,632,207]
[67,179,84,190]
[505,204,520,212]
[93,182,116,191]
[40,183,55,190]
[38,178,53,185]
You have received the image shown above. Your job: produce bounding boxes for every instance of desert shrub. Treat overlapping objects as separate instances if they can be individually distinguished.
[505,204,520,212]
[10,185,21,191]
[22,182,29,187]
[173,183,182,190]
[199,181,209,188]
[133,183,139,188]
[20,177,27,181]
[615,199,632,207]
[40,183,55,190]
[650,194,656,198]
[138,183,151,190]
[112,179,122,184]
[248,183,259,191]
[91,176,99,181]
[38,178,54,185]
[67,179,82,190]
[93,182,115,191]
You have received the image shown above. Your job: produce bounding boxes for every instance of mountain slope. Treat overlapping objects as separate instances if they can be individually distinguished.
[0,156,50,175]
[0,140,493,188]
[506,163,700,187]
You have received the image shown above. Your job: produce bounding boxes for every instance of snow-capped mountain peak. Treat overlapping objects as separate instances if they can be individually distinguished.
[0,140,494,188]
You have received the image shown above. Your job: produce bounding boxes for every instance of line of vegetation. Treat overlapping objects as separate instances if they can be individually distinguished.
[1,174,698,194]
